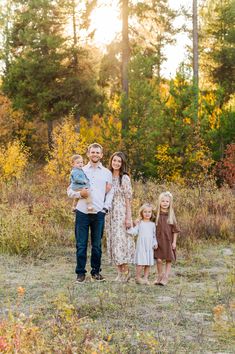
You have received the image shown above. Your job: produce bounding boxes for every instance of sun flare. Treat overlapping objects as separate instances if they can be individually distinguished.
[90,3,121,46]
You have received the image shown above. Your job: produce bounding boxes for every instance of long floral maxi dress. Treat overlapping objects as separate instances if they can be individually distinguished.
[105,174,135,265]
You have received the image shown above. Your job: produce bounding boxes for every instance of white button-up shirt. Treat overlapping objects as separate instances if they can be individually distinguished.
[67,162,114,213]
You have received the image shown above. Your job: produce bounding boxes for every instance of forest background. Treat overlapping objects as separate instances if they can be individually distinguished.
[0,0,234,352]
[0,0,234,185]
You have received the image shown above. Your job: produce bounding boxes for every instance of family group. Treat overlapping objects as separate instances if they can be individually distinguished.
[67,143,180,286]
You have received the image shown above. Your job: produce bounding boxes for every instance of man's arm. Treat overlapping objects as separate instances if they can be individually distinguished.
[67,187,89,199]
[103,170,114,211]
[103,186,114,210]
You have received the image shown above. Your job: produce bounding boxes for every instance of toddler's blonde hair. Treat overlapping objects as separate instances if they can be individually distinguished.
[156,191,176,225]
[71,154,83,164]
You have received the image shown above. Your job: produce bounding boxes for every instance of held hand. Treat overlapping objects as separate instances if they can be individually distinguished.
[133,218,140,226]
[172,242,176,250]
[153,243,158,250]
[125,218,132,229]
[80,188,89,198]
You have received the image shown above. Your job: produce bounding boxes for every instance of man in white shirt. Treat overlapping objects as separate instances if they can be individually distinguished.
[67,143,114,283]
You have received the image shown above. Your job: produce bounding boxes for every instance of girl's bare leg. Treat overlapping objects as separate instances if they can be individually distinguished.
[160,261,171,285]
[143,266,150,284]
[115,265,122,281]
[135,265,144,284]
[121,263,131,282]
[165,261,172,278]
[153,259,164,284]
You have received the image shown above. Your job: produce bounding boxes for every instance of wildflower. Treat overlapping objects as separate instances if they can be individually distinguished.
[0,336,7,351]
[17,287,25,296]
[213,305,224,316]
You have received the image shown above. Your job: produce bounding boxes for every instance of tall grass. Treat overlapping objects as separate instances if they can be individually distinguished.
[0,173,234,257]
[132,180,234,251]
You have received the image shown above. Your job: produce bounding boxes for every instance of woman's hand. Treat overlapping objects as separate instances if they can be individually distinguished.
[153,243,158,249]
[172,242,176,250]
[125,218,132,229]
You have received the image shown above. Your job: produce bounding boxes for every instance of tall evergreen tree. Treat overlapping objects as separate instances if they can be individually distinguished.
[2,0,102,149]
[200,0,235,100]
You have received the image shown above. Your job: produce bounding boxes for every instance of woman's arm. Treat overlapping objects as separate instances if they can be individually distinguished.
[122,175,133,228]
[125,197,132,228]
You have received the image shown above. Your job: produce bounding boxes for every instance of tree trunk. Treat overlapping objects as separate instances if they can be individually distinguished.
[193,0,199,123]
[121,0,130,134]
[72,0,78,68]
[122,0,129,96]
[47,120,53,150]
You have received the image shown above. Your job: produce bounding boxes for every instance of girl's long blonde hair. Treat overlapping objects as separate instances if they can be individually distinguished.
[155,191,176,225]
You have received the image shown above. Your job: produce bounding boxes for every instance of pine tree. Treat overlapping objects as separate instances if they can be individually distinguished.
[200,0,235,100]
[2,0,102,150]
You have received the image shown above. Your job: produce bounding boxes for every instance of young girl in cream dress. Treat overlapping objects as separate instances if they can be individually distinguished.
[127,203,158,285]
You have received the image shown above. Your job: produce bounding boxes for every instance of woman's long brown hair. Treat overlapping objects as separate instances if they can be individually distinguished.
[109,151,129,185]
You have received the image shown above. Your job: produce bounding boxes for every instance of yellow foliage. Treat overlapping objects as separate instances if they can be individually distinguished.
[156,139,213,184]
[183,117,191,125]
[45,117,87,181]
[200,92,222,130]
[45,114,122,183]
[0,140,30,182]
[156,144,184,183]
[80,114,122,159]
[0,94,25,145]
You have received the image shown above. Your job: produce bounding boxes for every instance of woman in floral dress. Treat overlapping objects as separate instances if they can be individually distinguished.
[105,152,135,282]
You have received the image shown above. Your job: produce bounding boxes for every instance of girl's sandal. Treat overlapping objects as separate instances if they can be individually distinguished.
[153,274,164,285]
[114,273,122,282]
[122,271,131,283]
[159,275,169,286]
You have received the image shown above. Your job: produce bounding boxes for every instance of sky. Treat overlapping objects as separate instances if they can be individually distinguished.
[163,0,192,77]
[90,0,193,78]
[0,0,194,78]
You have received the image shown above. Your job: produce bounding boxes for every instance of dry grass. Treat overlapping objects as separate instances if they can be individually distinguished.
[0,172,234,352]
[0,243,234,353]
[0,173,234,257]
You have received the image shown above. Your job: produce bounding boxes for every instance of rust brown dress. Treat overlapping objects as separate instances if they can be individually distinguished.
[154,212,180,261]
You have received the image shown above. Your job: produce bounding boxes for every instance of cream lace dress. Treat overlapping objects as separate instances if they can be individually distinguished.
[105,174,135,265]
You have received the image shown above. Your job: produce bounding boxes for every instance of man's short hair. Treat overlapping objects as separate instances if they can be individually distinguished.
[87,143,103,152]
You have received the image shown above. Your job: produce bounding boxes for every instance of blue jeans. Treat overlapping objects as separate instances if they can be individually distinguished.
[75,210,105,275]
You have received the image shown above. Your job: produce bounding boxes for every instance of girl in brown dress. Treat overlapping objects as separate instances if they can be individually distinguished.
[153,191,180,286]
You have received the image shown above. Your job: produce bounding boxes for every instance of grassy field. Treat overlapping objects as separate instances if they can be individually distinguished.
[0,241,234,353]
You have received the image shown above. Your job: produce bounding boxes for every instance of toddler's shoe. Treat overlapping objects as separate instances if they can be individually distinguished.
[87,206,97,214]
